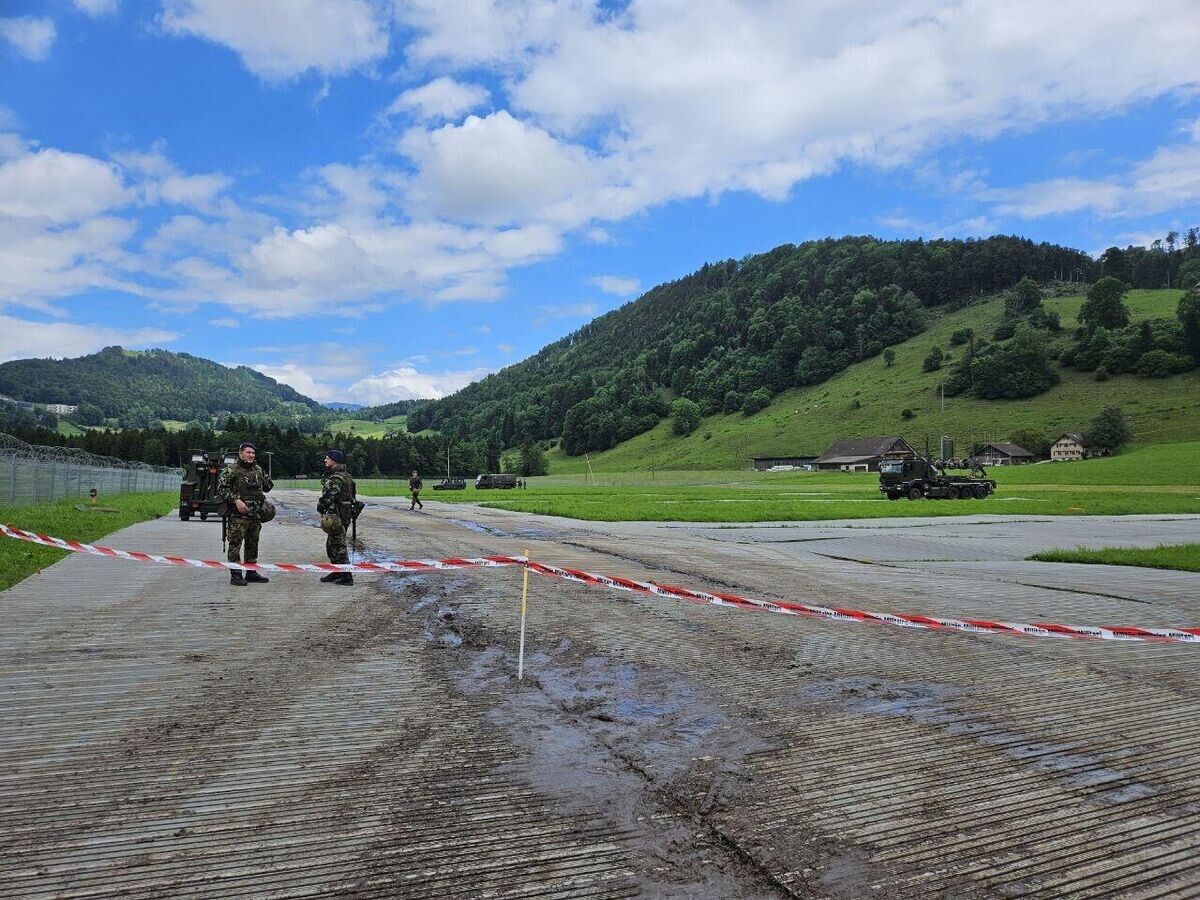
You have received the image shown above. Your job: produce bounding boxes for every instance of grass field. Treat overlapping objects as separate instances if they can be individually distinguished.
[328,416,407,437]
[55,421,85,436]
[546,288,1196,474]
[0,492,175,590]
[1030,543,1200,573]
[290,442,1200,523]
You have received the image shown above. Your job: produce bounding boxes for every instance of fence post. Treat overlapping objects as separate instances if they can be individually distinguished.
[8,460,15,505]
[48,463,57,502]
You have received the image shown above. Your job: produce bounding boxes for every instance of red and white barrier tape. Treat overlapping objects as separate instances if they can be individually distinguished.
[4,522,1198,644]
[523,559,1200,644]
[0,523,523,575]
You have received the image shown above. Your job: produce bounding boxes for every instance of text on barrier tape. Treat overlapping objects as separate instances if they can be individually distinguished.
[3,522,1198,645]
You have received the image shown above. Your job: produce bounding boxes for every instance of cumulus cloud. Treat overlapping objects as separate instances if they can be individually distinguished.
[161,0,389,80]
[987,126,1200,219]
[589,275,640,296]
[0,315,176,362]
[400,112,597,226]
[0,16,56,61]
[247,362,340,402]
[385,77,490,122]
[0,148,127,222]
[391,0,1200,230]
[348,364,493,403]
[74,0,119,16]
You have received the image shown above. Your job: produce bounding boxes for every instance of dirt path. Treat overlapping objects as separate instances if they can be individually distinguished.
[3,494,1200,898]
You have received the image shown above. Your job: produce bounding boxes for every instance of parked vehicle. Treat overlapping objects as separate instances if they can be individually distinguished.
[879,457,996,501]
[433,477,467,490]
[475,473,518,489]
[179,449,235,520]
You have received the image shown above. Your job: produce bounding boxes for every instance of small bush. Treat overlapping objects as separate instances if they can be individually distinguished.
[900,408,915,420]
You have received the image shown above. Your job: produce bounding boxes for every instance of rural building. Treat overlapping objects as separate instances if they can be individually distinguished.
[977,441,1034,466]
[1051,432,1089,461]
[813,436,917,472]
[751,455,817,471]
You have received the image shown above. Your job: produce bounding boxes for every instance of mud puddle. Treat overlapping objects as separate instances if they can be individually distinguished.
[376,569,790,898]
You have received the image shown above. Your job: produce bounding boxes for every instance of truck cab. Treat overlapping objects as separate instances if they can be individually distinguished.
[179,449,234,520]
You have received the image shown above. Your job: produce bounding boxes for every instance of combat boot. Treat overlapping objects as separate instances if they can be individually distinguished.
[336,573,355,586]
[245,570,270,583]
[230,569,247,586]
[320,571,342,583]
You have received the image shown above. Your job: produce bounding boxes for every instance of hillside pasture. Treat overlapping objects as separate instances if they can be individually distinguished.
[546,289,1197,474]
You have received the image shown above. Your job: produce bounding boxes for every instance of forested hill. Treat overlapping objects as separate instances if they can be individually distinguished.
[409,235,1095,454]
[0,346,321,425]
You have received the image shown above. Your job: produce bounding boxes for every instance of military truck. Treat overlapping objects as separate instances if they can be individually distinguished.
[433,477,467,490]
[179,449,234,520]
[879,456,996,501]
[475,473,518,489]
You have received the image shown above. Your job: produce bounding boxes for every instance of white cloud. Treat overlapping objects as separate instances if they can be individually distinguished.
[987,127,1200,219]
[534,301,596,325]
[0,148,126,222]
[0,315,176,362]
[247,362,339,402]
[385,77,490,122]
[390,0,1200,233]
[0,16,56,61]
[161,0,389,80]
[400,111,596,226]
[589,275,640,296]
[74,0,118,16]
[496,342,514,353]
[212,317,238,328]
[348,364,493,404]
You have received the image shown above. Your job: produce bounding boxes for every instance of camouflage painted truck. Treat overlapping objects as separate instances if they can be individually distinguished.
[879,456,996,501]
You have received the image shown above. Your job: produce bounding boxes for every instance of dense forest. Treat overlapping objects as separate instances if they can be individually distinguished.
[0,347,323,429]
[409,235,1096,454]
[3,417,496,480]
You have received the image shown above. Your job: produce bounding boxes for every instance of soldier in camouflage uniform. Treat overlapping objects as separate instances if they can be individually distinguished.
[218,442,274,586]
[317,450,356,586]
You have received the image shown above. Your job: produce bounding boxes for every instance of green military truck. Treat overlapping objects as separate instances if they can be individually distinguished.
[879,456,996,501]
[179,449,234,520]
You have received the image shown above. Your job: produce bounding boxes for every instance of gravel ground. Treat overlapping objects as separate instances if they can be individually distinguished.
[2,493,1199,898]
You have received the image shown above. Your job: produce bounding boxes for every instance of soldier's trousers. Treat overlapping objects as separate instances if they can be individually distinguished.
[321,514,349,564]
[227,516,262,564]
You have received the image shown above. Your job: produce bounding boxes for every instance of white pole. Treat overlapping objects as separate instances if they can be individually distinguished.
[517,547,530,680]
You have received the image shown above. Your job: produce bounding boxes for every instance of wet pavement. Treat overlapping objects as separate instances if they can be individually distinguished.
[2,493,1200,898]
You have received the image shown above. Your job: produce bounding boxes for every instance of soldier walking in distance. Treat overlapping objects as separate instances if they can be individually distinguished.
[409,469,423,510]
[317,450,356,586]
[218,441,274,586]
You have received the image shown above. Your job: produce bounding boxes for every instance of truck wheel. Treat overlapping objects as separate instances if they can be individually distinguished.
[887,491,901,501]
[947,486,960,500]
[974,484,988,499]
[908,486,923,501]
[179,510,190,521]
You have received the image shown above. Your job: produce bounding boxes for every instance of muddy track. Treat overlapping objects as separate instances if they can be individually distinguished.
[2,494,1200,897]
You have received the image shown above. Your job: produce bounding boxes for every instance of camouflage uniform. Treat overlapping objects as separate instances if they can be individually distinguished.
[409,473,423,510]
[317,463,355,564]
[218,460,274,564]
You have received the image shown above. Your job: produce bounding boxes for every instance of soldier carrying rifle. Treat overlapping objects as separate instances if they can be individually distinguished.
[317,450,362,586]
[218,441,275,587]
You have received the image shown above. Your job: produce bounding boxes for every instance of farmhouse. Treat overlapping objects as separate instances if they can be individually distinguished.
[1050,432,1089,461]
[977,441,1034,466]
[751,455,817,471]
[813,436,917,472]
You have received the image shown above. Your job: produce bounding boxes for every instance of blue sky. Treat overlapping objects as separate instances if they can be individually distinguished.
[2,1,1198,404]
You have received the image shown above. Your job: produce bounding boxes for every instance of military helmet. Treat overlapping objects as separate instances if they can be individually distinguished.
[259,500,277,523]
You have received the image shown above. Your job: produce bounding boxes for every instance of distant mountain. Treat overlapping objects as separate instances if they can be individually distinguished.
[0,346,322,425]
[325,402,365,411]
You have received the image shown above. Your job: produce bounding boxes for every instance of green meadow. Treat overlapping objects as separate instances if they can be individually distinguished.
[305,441,1200,523]
[1030,543,1200,573]
[328,415,407,437]
[0,492,175,590]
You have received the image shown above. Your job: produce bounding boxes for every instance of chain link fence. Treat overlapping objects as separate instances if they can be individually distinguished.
[0,433,181,507]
